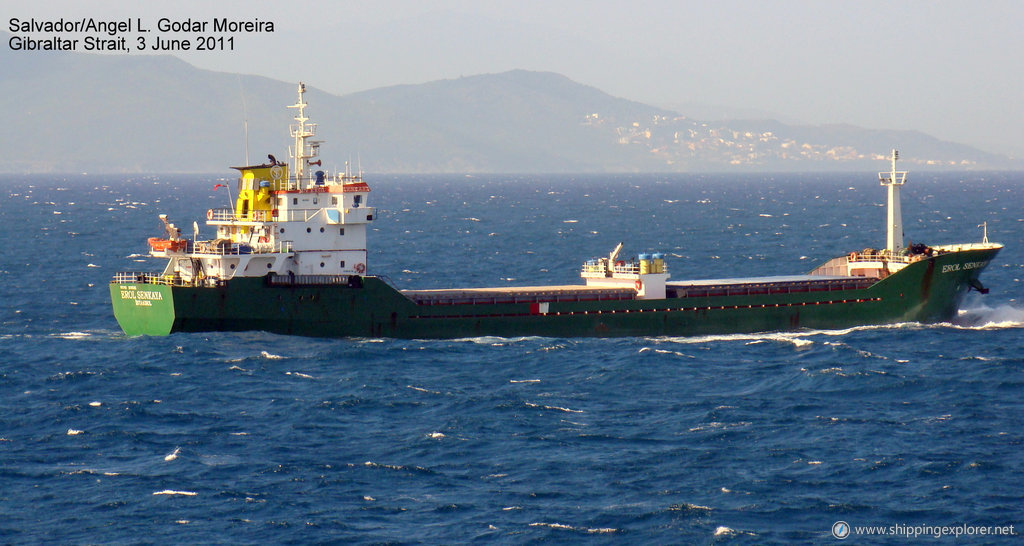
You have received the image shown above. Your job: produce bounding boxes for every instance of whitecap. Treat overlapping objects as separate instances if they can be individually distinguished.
[426,432,445,439]
[164,447,181,461]
[260,351,284,359]
[662,331,813,348]
[714,526,736,536]
[449,335,540,344]
[52,332,91,340]
[285,371,315,379]
[66,429,84,435]
[509,379,541,383]
[529,522,574,530]
[524,402,583,413]
[153,490,197,496]
[407,385,441,395]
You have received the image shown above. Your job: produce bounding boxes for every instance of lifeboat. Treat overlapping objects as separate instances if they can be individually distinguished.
[148,238,186,252]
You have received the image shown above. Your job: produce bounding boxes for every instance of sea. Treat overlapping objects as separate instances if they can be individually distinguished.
[1,171,1022,544]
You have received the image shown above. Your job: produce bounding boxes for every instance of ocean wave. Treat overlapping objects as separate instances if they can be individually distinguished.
[524,401,583,413]
[528,522,617,534]
[152,490,197,496]
[447,336,543,345]
[952,304,1024,329]
[52,331,93,340]
[658,331,815,348]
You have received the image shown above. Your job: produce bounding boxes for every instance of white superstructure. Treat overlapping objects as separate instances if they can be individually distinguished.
[146,83,375,285]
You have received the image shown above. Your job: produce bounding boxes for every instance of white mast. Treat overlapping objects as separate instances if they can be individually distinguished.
[879,149,907,253]
[287,82,320,185]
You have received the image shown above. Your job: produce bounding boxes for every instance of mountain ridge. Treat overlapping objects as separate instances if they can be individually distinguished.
[1,40,1018,174]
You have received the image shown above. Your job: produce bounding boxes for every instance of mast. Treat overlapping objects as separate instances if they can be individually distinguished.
[287,82,321,185]
[878,149,907,253]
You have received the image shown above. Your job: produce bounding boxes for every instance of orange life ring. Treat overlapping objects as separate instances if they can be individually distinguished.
[849,252,858,261]
[207,209,214,220]
[635,279,642,291]
[354,263,366,274]
[271,208,279,217]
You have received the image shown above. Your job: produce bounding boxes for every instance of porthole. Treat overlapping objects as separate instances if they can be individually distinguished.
[320,227,325,233]
[320,262,325,268]
[306,227,312,233]
[280,228,285,234]
[267,263,272,269]
[230,264,236,269]
[339,228,345,235]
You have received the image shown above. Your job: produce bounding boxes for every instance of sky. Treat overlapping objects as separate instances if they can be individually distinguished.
[6,0,1024,156]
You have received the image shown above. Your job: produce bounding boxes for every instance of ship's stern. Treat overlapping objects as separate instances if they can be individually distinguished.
[110,276,177,336]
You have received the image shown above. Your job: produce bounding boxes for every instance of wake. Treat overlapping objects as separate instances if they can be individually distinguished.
[951,304,1024,330]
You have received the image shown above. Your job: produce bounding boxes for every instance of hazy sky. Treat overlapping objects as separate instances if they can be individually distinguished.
[7,0,1023,156]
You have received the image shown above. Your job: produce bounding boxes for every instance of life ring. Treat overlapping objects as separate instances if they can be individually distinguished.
[271,208,279,217]
[354,263,366,274]
[635,279,643,291]
[207,209,214,220]
[849,252,858,262]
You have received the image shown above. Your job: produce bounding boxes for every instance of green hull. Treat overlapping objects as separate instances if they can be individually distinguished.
[111,247,1000,339]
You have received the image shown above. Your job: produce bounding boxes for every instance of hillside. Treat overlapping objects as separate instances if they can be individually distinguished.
[1,40,1018,173]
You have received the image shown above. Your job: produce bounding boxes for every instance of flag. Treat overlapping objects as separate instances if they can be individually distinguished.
[213,184,227,190]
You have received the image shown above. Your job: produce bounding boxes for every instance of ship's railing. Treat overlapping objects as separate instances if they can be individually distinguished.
[206,208,277,223]
[581,261,668,276]
[111,272,216,287]
[208,207,329,223]
[582,262,641,275]
[668,277,878,299]
[266,273,355,286]
[187,240,293,256]
[404,288,636,306]
[847,249,913,264]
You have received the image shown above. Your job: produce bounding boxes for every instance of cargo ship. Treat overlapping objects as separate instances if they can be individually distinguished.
[110,83,1002,339]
